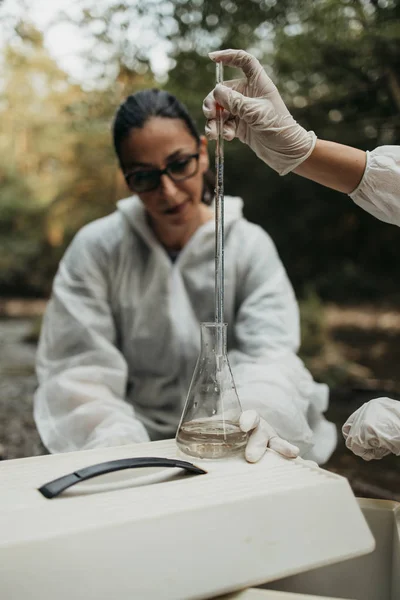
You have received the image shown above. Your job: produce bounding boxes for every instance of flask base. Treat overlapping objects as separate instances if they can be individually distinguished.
[176,419,247,459]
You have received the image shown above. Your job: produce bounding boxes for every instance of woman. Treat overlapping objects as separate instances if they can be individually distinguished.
[204,49,400,461]
[34,89,336,463]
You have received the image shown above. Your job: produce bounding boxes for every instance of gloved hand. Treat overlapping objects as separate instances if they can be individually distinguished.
[203,48,316,176]
[240,409,300,463]
[342,397,400,461]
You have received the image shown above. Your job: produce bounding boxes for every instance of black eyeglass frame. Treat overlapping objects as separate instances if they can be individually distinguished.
[124,152,200,193]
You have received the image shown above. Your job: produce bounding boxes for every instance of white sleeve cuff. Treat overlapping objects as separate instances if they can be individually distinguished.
[349,146,400,226]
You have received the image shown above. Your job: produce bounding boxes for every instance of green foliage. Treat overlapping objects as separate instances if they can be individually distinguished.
[0,20,153,295]
[299,287,327,361]
[0,169,44,288]
[0,2,400,302]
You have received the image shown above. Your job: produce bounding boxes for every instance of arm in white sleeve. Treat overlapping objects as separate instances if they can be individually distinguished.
[228,225,332,458]
[34,227,149,454]
[350,146,400,226]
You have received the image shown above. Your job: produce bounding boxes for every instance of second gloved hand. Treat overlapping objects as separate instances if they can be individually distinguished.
[203,49,316,176]
[240,409,300,463]
[342,397,400,461]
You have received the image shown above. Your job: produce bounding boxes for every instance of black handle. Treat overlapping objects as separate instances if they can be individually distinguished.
[38,457,207,499]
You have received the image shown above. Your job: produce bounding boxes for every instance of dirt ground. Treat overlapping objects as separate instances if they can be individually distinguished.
[0,318,46,460]
[0,303,398,501]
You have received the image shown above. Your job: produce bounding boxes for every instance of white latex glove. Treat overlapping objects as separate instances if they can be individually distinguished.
[342,397,400,461]
[240,409,300,463]
[203,48,317,176]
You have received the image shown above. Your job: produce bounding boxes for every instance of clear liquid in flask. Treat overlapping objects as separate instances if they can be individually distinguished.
[176,419,247,459]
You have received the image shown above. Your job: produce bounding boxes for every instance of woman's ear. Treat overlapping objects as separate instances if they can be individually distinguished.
[199,135,209,172]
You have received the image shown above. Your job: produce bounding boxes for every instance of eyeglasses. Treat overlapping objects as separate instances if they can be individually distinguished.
[124,153,200,193]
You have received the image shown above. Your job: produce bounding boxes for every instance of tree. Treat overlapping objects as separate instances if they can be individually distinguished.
[1,1,400,300]
[165,0,400,301]
[0,19,153,295]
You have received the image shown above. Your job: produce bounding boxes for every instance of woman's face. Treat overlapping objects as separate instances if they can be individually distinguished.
[119,116,209,229]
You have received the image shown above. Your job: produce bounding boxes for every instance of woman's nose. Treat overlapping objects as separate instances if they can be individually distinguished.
[159,173,178,199]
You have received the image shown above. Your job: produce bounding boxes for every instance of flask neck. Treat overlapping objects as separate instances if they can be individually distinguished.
[200,322,227,355]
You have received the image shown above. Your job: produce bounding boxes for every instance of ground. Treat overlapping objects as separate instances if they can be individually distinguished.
[0,303,398,501]
[0,318,45,460]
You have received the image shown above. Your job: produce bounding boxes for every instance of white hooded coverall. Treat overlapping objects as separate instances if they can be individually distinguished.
[34,196,336,463]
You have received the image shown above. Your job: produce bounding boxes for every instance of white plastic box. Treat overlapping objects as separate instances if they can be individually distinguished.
[0,439,375,600]
[218,498,400,599]
[263,498,400,600]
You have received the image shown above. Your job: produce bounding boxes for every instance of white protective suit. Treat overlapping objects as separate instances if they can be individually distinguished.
[34,195,336,463]
[350,146,400,226]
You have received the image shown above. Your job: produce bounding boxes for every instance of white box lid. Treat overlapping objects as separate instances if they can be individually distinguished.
[0,439,374,599]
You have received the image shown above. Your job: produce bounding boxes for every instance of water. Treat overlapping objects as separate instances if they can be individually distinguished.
[176,419,247,459]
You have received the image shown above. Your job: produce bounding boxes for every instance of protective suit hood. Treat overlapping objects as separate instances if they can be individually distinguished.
[116,194,245,247]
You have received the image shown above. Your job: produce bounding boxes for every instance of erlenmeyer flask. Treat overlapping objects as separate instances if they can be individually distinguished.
[176,322,248,459]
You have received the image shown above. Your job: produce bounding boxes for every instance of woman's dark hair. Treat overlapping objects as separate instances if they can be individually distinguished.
[113,88,213,204]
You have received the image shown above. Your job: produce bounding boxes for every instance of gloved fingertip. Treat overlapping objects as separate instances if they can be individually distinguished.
[208,52,220,61]
[205,121,217,140]
[341,422,351,437]
[214,83,226,93]
[240,409,259,433]
[287,444,300,458]
[224,130,235,142]
[284,445,300,459]
[344,436,353,451]
[223,122,236,141]
[214,84,232,109]
[269,437,299,459]
[202,106,214,119]
[245,444,266,463]
[361,452,375,462]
